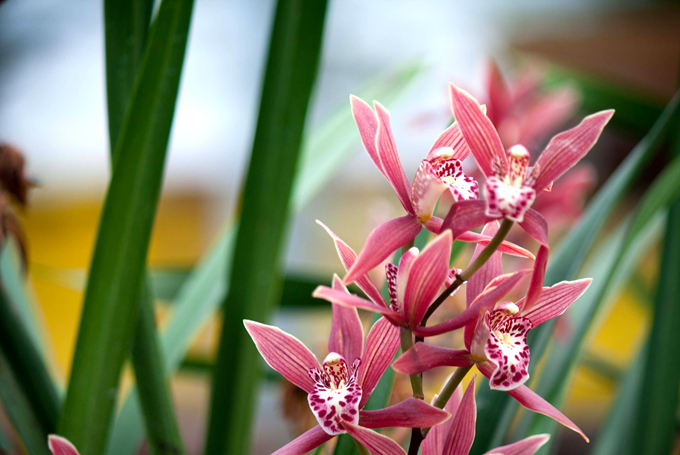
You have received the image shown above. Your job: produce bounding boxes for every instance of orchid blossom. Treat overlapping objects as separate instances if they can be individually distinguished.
[422,375,550,455]
[342,95,534,284]
[245,279,450,455]
[448,83,612,224]
[393,227,591,440]
[48,435,80,455]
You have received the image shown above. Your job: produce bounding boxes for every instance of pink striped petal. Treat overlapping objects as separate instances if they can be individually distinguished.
[413,270,530,338]
[396,248,418,314]
[518,209,548,246]
[272,425,334,455]
[533,110,614,193]
[442,375,477,455]
[466,222,503,307]
[359,397,450,429]
[48,436,80,455]
[518,209,549,310]
[428,122,471,160]
[518,279,592,326]
[351,95,383,174]
[477,363,588,441]
[359,317,401,408]
[329,276,365,363]
[458,231,535,260]
[403,231,453,326]
[422,384,463,455]
[374,101,414,213]
[449,83,506,178]
[343,422,406,455]
[441,199,498,240]
[244,320,320,393]
[317,220,387,306]
[483,434,550,455]
[393,343,473,374]
[517,86,580,148]
[486,60,510,126]
[312,286,403,323]
[344,215,422,285]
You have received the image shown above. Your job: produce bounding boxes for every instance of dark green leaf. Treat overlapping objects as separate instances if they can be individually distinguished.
[469,89,680,455]
[58,0,194,454]
[204,1,328,454]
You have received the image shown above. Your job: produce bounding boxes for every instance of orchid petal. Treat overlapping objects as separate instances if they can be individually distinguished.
[48,436,80,455]
[428,122,471,160]
[359,397,450,428]
[317,220,387,306]
[312,286,403,323]
[342,422,407,455]
[518,209,548,246]
[244,320,320,393]
[358,317,401,408]
[403,231,453,326]
[482,434,550,455]
[518,209,549,309]
[329,276,365,363]
[374,101,414,213]
[517,86,580,148]
[477,363,587,441]
[486,60,510,126]
[344,215,421,285]
[483,312,532,391]
[449,83,506,177]
[272,425,333,455]
[350,95,383,174]
[466,222,503,306]
[457,231,535,260]
[396,247,418,313]
[518,279,592,326]
[442,375,477,455]
[533,110,614,193]
[412,161,449,221]
[393,343,473,374]
[441,199,498,240]
[422,383,463,455]
[413,270,530,338]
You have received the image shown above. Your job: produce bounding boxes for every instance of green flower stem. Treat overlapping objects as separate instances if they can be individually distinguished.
[423,364,474,437]
[400,328,424,400]
[419,218,514,331]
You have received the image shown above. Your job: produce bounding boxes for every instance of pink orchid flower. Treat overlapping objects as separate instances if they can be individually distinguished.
[313,221,533,331]
[448,82,613,224]
[422,375,550,455]
[394,226,591,440]
[48,435,80,455]
[245,280,450,455]
[344,95,534,284]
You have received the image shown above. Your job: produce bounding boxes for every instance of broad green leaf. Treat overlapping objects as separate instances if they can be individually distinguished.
[107,60,421,455]
[523,151,680,452]
[629,127,680,455]
[0,345,50,455]
[0,276,59,437]
[58,0,194,454]
[590,343,647,455]
[103,0,187,454]
[469,89,680,455]
[203,0,328,454]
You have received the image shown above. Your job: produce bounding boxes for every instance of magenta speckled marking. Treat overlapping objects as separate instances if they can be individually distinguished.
[484,309,533,391]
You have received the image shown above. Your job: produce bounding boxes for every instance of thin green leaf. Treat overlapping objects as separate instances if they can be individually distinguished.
[204,1,328,454]
[107,61,422,455]
[0,283,59,437]
[590,343,647,455]
[630,127,680,455]
[469,89,680,455]
[0,345,51,455]
[58,0,194,454]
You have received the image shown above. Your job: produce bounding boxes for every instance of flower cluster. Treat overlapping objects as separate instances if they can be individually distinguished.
[47,66,613,455]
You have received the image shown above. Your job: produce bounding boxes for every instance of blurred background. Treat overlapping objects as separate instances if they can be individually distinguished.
[0,0,679,454]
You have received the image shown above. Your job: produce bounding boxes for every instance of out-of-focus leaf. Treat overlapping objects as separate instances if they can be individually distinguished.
[0,345,50,455]
[204,1,328,454]
[524,151,680,453]
[108,61,421,455]
[590,343,647,455]
[0,279,59,436]
[58,0,194,453]
[469,89,680,455]
[545,65,665,135]
[630,127,680,455]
